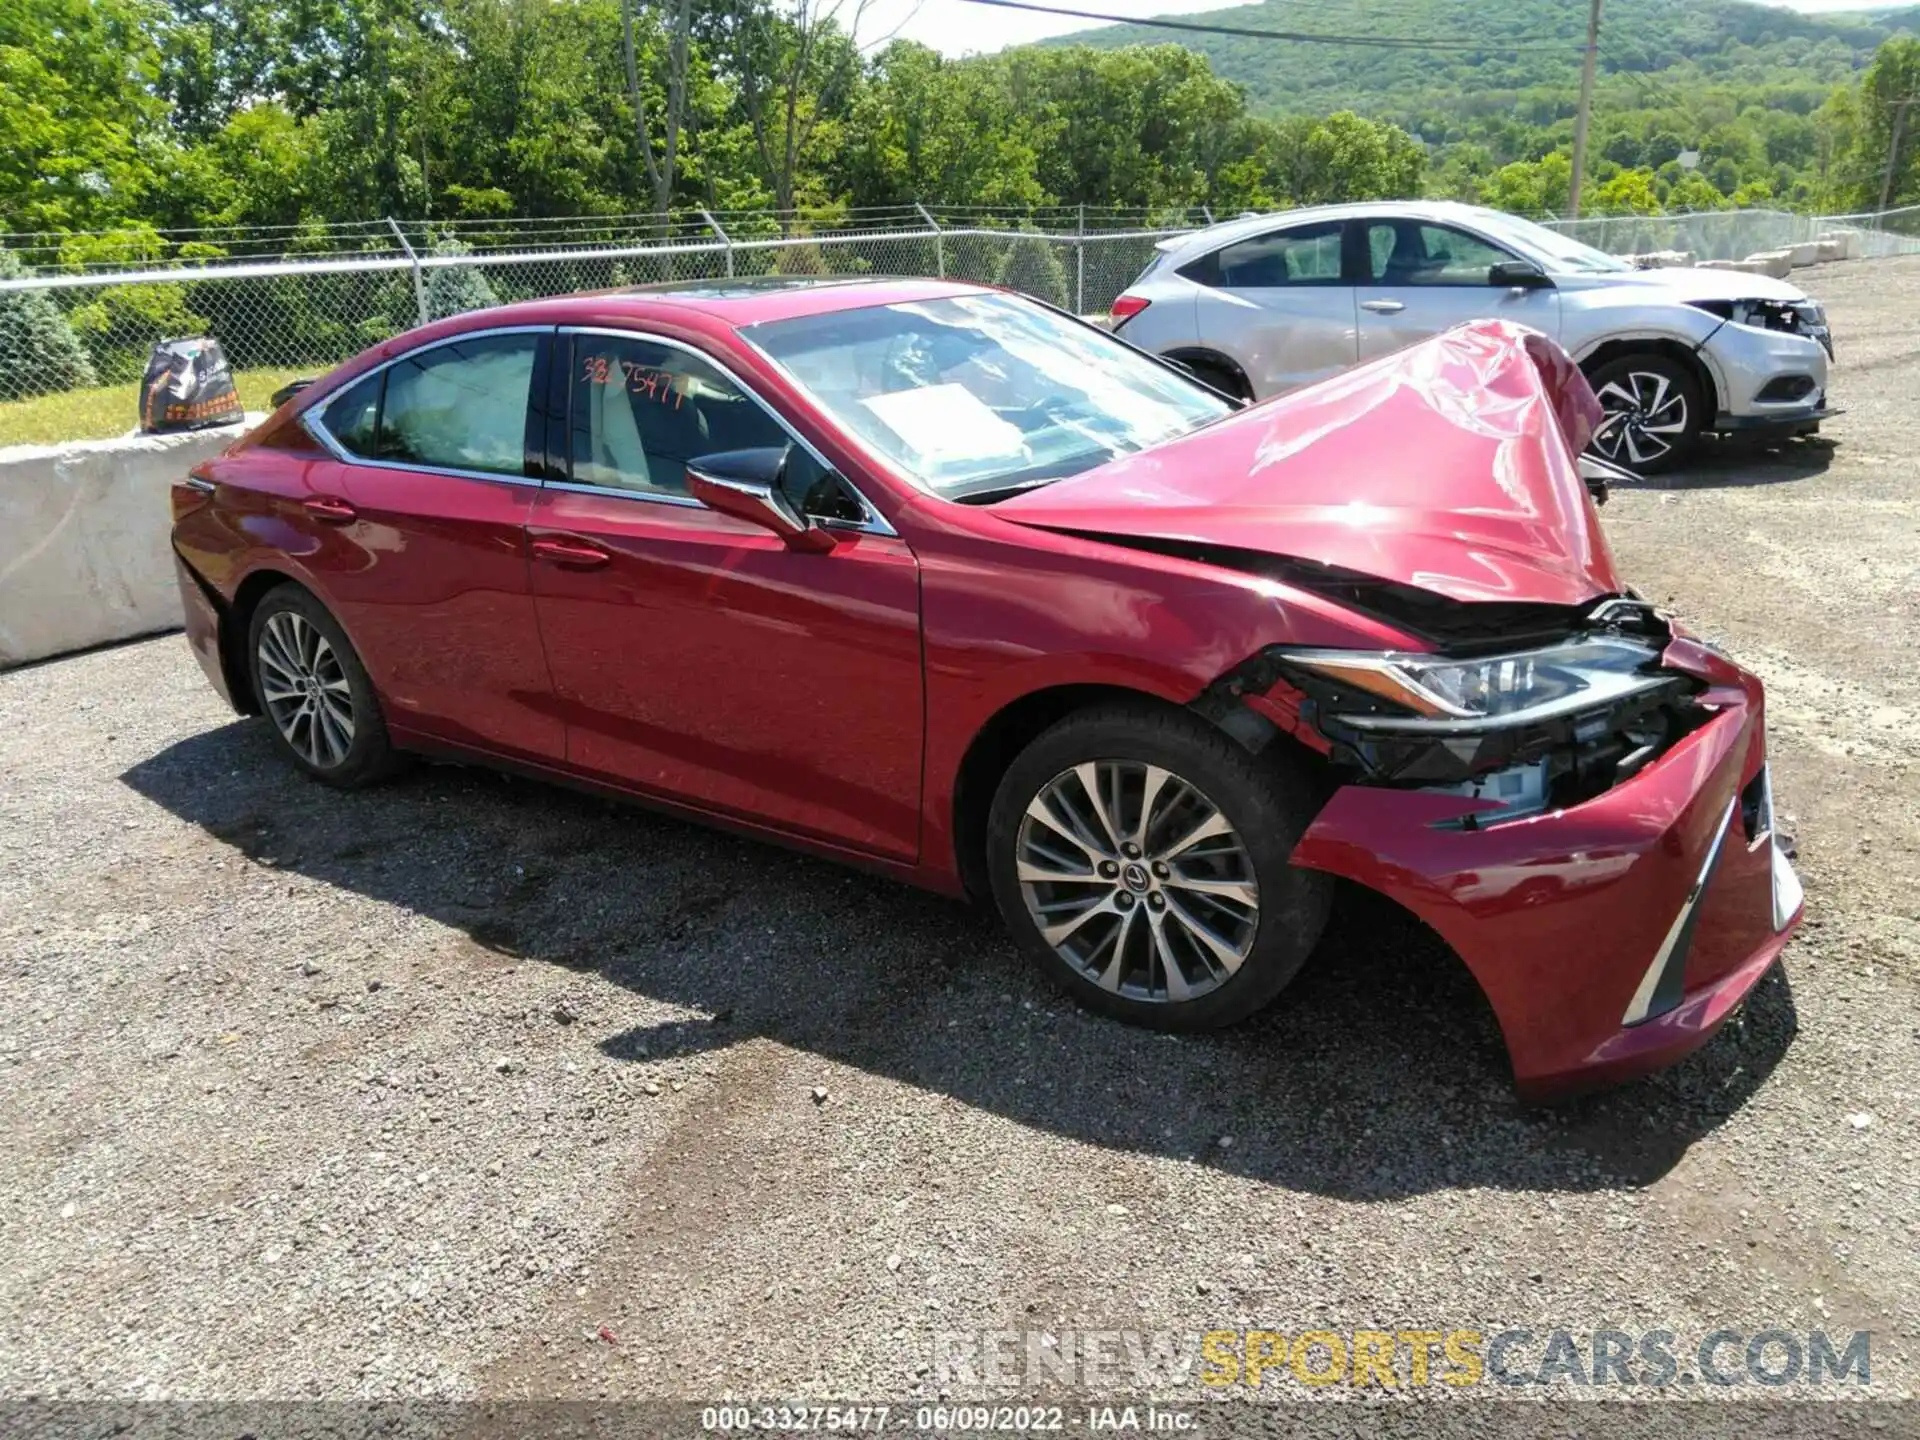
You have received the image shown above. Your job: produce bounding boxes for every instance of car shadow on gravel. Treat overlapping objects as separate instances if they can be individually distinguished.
[123,721,1799,1202]
[1616,433,1838,491]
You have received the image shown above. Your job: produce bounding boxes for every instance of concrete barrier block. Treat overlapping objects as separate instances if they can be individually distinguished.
[1785,241,1822,268]
[0,419,255,669]
[1744,249,1795,278]
[1818,229,1863,260]
[1815,238,1846,263]
[1701,258,1767,274]
[1630,250,1695,269]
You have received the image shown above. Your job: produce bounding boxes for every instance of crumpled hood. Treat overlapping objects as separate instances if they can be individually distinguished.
[997,320,1623,608]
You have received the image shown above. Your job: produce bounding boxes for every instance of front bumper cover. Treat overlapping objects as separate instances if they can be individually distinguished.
[1288,637,1803,1101]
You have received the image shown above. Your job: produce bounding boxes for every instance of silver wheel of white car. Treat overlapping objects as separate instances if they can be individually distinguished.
[1589,354,1702,474]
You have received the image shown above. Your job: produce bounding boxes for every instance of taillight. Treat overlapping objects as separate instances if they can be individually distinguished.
[1109,294,1151,326]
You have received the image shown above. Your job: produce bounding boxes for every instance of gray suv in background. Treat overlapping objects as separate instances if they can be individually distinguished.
[1111,201,1834,471]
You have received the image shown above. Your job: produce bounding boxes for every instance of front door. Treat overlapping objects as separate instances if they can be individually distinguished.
[1353,219,1562,362]
[526,329,924,860]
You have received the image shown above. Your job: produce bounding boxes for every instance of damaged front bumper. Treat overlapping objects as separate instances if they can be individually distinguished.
[1280,634,1804,1100]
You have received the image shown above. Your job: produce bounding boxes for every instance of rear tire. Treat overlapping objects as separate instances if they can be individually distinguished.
[248,584,400,790]
[1587,353,1703,474]
[985,702,1331,1031]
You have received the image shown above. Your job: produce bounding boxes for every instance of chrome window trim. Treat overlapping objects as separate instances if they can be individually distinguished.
[300,324,552,489]
[557,324,897,537]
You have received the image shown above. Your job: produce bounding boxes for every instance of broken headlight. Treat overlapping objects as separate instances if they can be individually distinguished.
[1688,296,1827,336]
[1281,636,1670,734]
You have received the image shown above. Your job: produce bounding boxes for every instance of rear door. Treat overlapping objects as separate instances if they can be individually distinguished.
[1353,218,1562,361]
[1187,219,1358,397]
[304,328,565,763]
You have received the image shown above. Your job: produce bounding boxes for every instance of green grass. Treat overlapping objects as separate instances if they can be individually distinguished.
[0,367,309,449]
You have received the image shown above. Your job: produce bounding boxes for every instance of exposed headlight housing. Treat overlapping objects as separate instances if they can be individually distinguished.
[1687,296,1827,335]
[1282,636,1670,734]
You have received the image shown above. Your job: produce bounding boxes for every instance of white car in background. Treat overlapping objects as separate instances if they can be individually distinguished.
[1110,201,1835,472]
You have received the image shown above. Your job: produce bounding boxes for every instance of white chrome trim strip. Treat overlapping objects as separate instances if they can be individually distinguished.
[1620,796,1737,1027]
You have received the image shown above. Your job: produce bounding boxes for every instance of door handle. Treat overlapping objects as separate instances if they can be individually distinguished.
[530,535,612,570]
[303,495,357,524]
[1360,299,1407,314]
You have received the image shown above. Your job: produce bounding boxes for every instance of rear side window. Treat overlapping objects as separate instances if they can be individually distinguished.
[319,334,537,476]
[323,373,381,455]
[1188,221,1348,289]
[378,334,537,476]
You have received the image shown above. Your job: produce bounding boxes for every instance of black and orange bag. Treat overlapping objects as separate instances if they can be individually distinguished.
[139,338,243,433]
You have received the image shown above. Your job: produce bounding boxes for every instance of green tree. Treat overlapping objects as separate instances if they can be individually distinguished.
[0,0,172,231]
[1853,37,1920,208]
[1591,168,1661,215]
[1264,111,1425,206]
[0,249,99,395]
[994,234,1071,309]
[424,238,497,320]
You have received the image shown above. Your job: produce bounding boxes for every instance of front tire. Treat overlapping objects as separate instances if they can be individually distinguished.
[985,703,1332,1031]
[248,584,399,789]
[1587,353,1703,474]
[1180,354,1254,403]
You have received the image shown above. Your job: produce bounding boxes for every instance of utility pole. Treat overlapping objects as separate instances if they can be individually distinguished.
[1569,0,1603,219]
[1879,92,1914,214]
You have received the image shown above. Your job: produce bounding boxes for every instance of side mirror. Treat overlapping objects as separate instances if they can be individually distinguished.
[1489,259,1551,289]
[685,446,837,553]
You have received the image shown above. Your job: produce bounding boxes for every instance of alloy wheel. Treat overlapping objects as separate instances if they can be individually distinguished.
[257,611,356,769]
[1015,761,1260,1003]
[1593,369,1689,467]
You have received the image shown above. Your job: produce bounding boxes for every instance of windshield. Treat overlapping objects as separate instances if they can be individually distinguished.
[743,293,1231,501]
[1474,212,1635,275]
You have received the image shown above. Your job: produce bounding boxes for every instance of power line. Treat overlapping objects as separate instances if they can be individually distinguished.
[949,0,1575,52]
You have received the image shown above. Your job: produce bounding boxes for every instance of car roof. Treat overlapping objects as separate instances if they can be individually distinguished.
[1158,201,1522,258]
[458,275,994,332]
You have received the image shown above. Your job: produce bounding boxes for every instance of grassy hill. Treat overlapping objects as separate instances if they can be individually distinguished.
[1040,0,1920,116]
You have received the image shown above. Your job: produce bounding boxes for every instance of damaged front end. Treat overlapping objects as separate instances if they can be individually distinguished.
[1205,587,1800,1100]
[1206,586,1708,826]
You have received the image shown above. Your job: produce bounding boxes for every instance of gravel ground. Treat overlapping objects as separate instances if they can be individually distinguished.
[2,258,1916,1419]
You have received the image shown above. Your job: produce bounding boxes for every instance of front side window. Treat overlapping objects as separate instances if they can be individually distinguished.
[567,334,866,522]
[1200,221,1348,289]
[744,292,1230,502]
[1366,222,1517,286]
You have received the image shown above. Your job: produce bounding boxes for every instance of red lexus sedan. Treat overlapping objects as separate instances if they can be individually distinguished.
[169,278,1804,1100]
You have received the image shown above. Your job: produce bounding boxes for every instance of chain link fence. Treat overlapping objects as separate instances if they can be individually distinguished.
[1539,204,1920,262]
[4,202,1916,431]
[0,208,1205,422]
